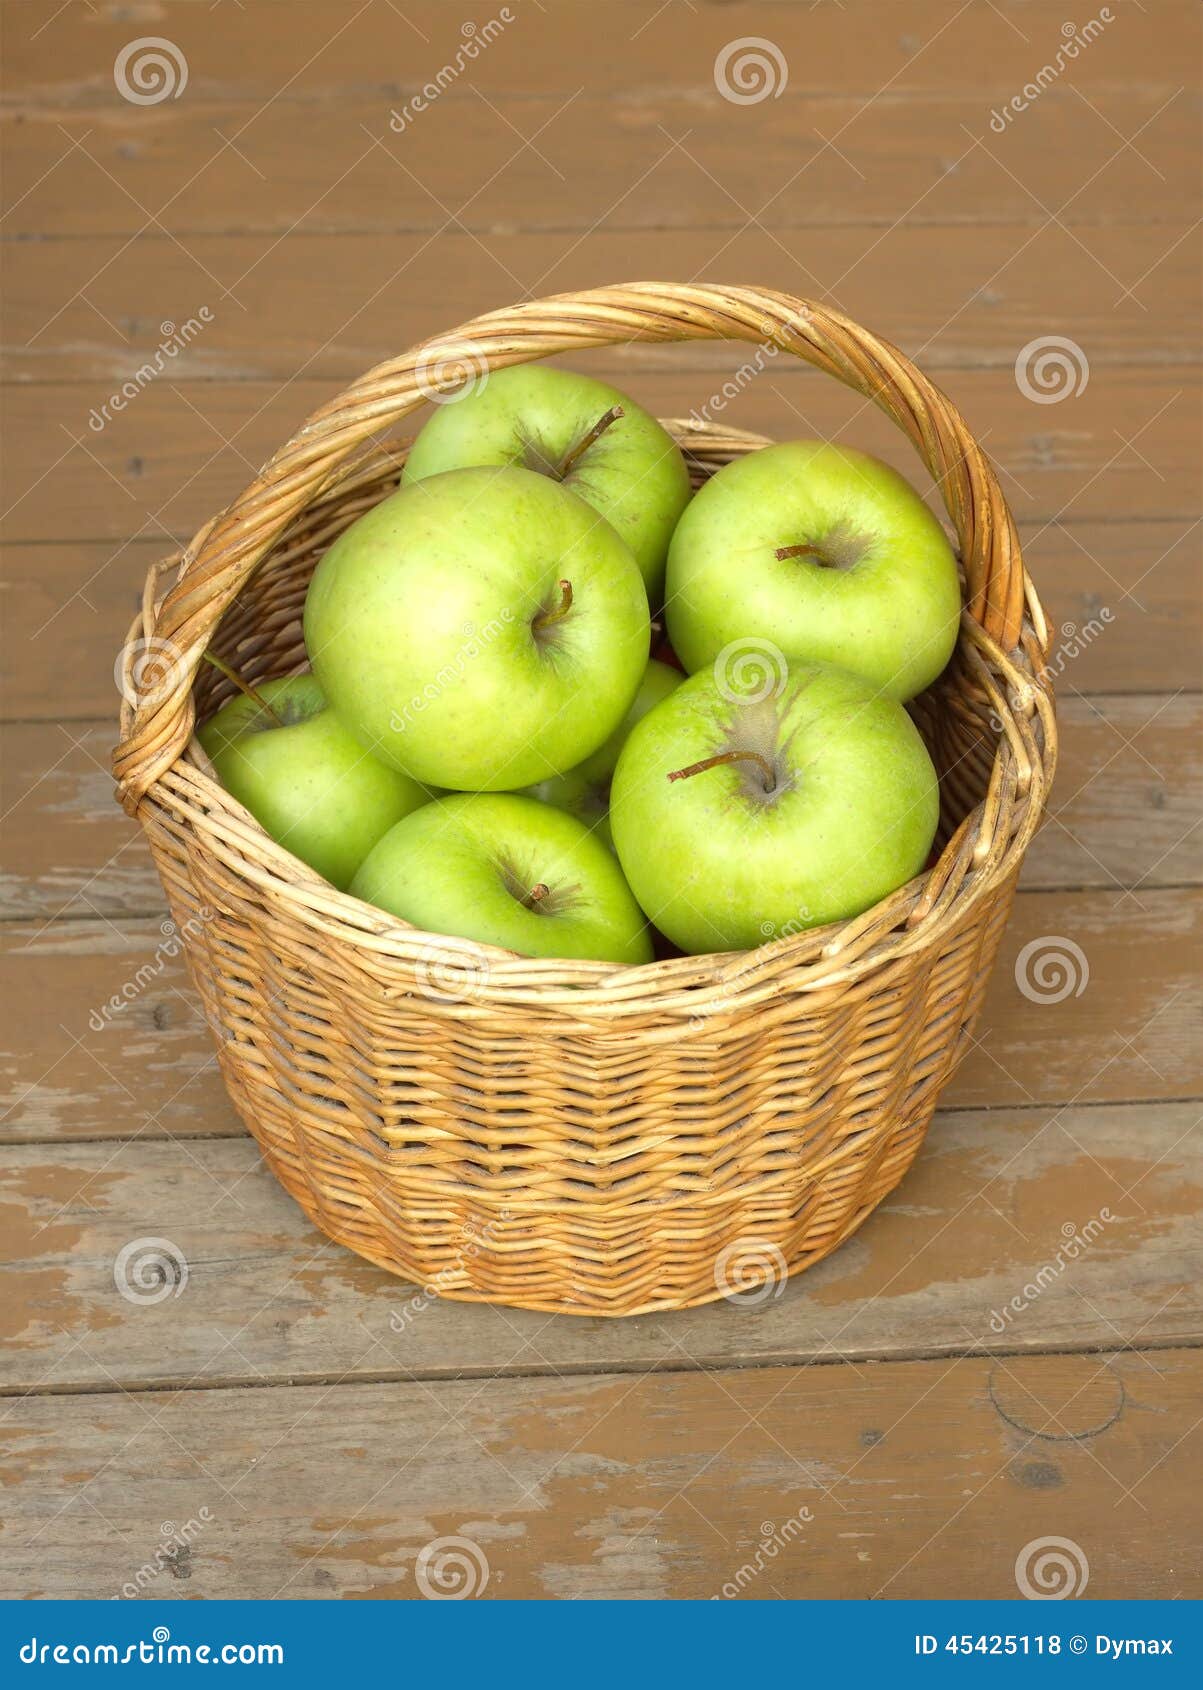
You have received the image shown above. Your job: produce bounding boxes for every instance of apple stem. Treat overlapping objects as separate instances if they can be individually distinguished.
[774,542,825,563]
[201,650,284,727]
[532,579,574,632]
[667,748,777,794]
[556,404,624,479]
[524,882,551,909]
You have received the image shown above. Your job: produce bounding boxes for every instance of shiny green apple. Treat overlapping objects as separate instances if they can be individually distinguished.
[609,661,939,954]
[351,794,653,965]
[198,674,431,890]
[522,657,683,846]
[402,365,691,601]
[304,465,650,792]
[665,441,961,700]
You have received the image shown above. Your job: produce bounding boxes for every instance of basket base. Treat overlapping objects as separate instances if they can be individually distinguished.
[300,1180,914,1319]
[233,1094,938,1319]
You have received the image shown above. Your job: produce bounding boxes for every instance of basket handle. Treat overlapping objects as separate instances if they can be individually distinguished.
[114,281,1027,814]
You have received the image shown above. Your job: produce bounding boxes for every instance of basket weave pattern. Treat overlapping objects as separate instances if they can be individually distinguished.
[114,285,1056,1316]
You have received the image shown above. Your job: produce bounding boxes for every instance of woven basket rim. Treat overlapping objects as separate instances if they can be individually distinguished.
[113,284,1057,1018]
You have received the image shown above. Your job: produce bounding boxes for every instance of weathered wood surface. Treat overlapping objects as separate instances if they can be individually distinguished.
[1,1347,1198,1599]
[4,369,1198,546]
[2,1101,1199,1392]
[1020,694,1201,892]
[4,91,1196,240]
[5,0,1194,108]
[0,915,234,1146]
[6,224,1198,384]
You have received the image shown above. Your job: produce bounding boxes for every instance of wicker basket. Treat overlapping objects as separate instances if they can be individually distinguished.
[113,284,1056,1318]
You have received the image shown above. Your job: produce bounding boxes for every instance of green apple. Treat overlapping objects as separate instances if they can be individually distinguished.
[665,441,962,701]
[610,661,939,954]
[522,657,683,845]
[402,365,692,601]
[304,465,650,792]
[197,674,431,890]
[350,794,653,966]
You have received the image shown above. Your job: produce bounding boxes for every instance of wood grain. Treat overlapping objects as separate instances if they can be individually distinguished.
[1,1346,1198,1598]
[4,368,1198,546]
[1,1100,1198,1391]
[2,722,162,919]
[4,90,1195,239]
[5,0,1194,107]
[2,695,1198,926]
[0,917,233,1146]
[962,887,1200,1108]
[5,224,1198,385]
[1022,693,1202,892]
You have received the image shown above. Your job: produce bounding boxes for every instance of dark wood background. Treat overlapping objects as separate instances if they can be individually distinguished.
[1,0,1199,1600]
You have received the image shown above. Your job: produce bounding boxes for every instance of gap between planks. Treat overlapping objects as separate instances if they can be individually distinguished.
[4,213,1196,242]
[1,1334,1200,1404]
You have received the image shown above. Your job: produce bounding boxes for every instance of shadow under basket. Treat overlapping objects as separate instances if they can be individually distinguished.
[113,284,1056,1317]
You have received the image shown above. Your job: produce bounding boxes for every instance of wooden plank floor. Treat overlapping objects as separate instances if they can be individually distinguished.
[1,0,1200,1602]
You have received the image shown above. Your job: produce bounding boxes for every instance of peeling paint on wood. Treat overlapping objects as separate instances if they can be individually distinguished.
[0,1349,1197,1599]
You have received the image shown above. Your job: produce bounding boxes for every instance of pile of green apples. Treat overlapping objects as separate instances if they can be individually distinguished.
[200,365,962,967]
